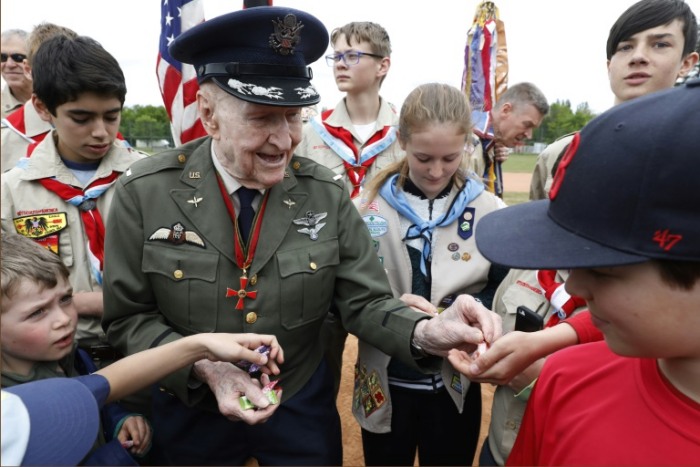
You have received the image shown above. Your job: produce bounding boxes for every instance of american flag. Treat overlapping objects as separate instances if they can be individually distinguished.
[157,0,207,146]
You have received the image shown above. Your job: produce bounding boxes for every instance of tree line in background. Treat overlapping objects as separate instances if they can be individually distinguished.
[119,100,599,150]
[120,56,699,150]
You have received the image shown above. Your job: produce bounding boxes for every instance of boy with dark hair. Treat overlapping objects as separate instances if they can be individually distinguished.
[531,0,698,200]
[0,34,145,361]
[451,79,700,464]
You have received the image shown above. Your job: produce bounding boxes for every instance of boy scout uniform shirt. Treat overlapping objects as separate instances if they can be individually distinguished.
[1,84,23,119]
[352,186,503,433]
[1,100,53,172]
[102,137,434,409]
[487,267,584,465]
[529,133,575,201]
[0,133,146,342]
[296,97,403,197]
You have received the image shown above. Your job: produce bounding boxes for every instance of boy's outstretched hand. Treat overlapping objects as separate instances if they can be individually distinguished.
[195,333,284,375]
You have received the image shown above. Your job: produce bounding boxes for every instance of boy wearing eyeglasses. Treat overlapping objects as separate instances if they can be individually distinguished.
[0,34,145,365]
[0,29,32,119]
[296,21,404,397]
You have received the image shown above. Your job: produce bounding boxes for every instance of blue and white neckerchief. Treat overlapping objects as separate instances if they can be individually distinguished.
[379,174,485,276]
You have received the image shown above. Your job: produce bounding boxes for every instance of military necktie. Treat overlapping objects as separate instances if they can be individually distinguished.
[237,187,257,244]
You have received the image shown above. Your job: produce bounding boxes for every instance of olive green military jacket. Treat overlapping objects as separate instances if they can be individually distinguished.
[103,137,434,410]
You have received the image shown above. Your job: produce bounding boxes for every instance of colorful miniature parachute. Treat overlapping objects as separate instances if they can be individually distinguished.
[462,1,509,197]
[462,1,508,113]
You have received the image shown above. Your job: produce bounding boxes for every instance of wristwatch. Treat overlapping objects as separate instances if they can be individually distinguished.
[410,337,428,359]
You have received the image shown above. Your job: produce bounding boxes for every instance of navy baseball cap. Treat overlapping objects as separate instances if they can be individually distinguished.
[476,79,700,269]
[1,377,105,466]
[169,6,328,107]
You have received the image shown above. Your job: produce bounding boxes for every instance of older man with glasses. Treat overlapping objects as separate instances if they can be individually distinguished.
[1,29,32,119]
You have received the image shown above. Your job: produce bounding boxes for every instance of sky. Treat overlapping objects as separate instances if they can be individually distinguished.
[2,0,699,115]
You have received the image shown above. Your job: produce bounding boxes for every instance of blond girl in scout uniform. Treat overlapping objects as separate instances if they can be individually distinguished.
[353,83,506,466]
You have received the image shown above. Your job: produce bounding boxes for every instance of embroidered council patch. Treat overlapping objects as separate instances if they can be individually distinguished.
[362,215,388,237]
[13,213,67,238]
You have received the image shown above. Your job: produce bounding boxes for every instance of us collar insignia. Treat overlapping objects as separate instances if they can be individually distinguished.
[293,210,327,241]
[269,14,303,55]
[149,222,205,248]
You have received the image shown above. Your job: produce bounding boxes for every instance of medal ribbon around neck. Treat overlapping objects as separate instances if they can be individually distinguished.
[216,175,269,275]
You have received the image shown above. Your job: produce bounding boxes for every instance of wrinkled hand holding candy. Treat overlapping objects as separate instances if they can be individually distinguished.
[239,379,281,410]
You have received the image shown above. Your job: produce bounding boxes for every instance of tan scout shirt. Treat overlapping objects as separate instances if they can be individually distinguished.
[1,84,24,119]
[352,183,504,433]
[1,100,53,172]
[296,97,403,197]
[487,267,589,465]
[1,132,146,342]
[529,133,575,200]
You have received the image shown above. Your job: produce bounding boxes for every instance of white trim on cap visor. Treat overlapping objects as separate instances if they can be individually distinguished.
[226,78,319,102]
[211,75,320,106]
[1,391,31,466]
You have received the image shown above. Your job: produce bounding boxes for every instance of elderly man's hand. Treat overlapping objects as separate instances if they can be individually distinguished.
[411,295,502,357]
[193,360,282,424]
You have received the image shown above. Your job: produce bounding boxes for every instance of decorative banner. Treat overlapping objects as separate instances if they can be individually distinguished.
[462,1,508,113]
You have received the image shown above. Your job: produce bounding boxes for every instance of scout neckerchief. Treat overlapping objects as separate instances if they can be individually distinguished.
[2,105,37,144]
[472,110,503,197]
[536,269,587,327]
[310,109,397,198]
[379,174,485,277]
[216,175,269,309]
[36,171,120,285]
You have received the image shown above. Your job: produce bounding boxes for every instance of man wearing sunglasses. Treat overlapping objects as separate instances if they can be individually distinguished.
[296,21,404,398]
[1,29,32,119]
[1,24,78,173]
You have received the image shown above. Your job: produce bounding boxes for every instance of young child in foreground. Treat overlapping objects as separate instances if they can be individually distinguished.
[0,233,283,465]
[449,80,700,464]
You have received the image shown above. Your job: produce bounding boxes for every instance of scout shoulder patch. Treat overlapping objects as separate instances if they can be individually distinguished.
[13,213,67,238]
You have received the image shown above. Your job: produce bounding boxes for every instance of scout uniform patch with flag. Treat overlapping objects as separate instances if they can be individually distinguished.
[13,212,68,254]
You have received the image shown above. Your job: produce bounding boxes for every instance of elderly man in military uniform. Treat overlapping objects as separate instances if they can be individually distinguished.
[102,6,501,465]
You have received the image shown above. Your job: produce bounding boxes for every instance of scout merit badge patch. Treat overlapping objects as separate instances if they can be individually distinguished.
[13,212,67,254]
[458,207,476,240]
[354,364,386,418]
[362,214,388,237]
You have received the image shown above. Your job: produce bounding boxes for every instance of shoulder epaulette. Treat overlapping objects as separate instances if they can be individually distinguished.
[288,155,344,188]
[120,138,207,184]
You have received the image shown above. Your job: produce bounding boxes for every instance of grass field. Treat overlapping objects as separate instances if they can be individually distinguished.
[503,191,530,206]
[502,153,537,173]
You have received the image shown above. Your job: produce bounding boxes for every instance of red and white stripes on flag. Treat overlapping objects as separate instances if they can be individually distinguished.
[157,0,207,146]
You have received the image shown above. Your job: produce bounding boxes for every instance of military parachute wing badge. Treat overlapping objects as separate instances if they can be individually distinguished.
[148,222,205,248]
[293,211,327,241]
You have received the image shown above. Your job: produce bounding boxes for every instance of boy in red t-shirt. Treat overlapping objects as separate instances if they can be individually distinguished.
[449,80,700,464]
